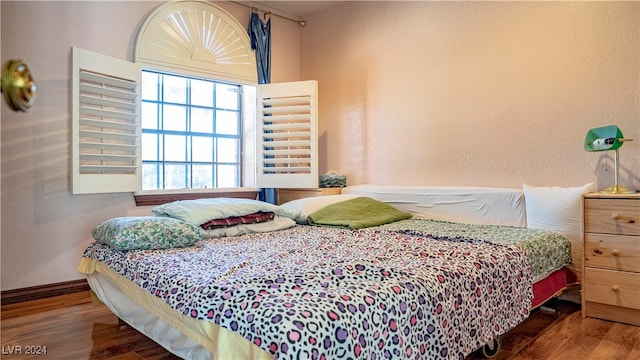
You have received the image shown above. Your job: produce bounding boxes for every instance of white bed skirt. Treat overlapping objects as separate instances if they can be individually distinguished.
[87,272,213,360]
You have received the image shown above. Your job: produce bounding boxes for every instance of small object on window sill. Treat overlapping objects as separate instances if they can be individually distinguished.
[319,171,346,188]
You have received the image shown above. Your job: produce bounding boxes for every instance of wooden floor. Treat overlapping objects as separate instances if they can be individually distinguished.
[1,292,639,359]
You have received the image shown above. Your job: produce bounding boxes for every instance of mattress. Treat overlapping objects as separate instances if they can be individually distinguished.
[342,185,526,227]
[80,220,571,359]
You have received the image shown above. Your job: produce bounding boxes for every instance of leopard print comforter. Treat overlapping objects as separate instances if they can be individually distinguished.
[83,225,533,359]
[379,219,571,282]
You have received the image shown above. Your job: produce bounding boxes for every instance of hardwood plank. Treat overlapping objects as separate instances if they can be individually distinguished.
[588,323,640,360]
[543,315,613,360]
[1,291,92,320]
[628,348,640,360]
[1,291,179,360]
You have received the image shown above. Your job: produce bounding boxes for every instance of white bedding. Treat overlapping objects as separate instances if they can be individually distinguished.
[342,184,526,227]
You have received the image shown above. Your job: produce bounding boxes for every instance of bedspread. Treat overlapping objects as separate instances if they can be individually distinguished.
[379,219,571,282]
[82,225,531,360]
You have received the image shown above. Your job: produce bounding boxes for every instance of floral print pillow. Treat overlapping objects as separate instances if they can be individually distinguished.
[91,217,206,251]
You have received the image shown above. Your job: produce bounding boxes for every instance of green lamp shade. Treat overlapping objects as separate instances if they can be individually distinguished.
[584,125,624,152]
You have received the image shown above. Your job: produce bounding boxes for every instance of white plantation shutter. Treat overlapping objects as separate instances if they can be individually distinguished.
[71,47,142,194]
[256,81,318,188]
[71,49,319,194]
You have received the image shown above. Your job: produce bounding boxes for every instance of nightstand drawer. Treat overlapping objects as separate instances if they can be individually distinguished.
[584,198,640,236]
[584,233,640,272]
[583,268,640,310]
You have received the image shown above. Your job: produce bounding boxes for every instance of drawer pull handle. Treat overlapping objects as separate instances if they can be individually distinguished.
[610,214,636,223]
[611,250,620,257]
[612,285,620,292]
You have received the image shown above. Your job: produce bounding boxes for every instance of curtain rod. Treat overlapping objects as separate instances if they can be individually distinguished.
[228,1,307,27]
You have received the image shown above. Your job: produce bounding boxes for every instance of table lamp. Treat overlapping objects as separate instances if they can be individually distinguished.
[584,125,635,194]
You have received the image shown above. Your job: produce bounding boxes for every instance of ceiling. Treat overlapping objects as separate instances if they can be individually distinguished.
[251,1,344,18]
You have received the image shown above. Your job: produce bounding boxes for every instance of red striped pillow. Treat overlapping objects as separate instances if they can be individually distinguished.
[200,212,275,229]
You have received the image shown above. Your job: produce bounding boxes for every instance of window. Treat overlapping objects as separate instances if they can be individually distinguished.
[71,1,318,195]
[71,47,318,195]
[140,70,242,190]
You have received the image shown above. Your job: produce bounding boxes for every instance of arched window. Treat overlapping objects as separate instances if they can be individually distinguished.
[71,1,317,195]
[134,1,257,84]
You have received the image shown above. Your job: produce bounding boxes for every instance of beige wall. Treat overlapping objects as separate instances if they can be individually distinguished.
[0,1,301,291]
[1,1,639,291]
[302,1,639,189]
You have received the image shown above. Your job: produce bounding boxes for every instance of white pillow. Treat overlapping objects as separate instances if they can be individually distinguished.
[151,197,297,225]
[522,183,595,277]
[280,194,361,224]
[522,183,594,238]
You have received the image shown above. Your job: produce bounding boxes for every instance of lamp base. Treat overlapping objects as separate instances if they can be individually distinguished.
[599,185,636,194]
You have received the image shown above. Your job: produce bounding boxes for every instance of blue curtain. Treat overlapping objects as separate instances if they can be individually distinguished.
[249,12,276,204]
[249,12,271,85]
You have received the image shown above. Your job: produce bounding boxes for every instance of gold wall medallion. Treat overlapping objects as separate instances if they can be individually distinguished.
[1,60,37,112]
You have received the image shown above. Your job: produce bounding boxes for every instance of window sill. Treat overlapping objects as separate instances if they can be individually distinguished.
[133,188,259,206]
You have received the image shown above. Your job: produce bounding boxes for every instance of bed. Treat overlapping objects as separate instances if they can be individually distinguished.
[78,185,584,359]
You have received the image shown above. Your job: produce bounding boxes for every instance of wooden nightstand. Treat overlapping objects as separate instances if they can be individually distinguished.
[582,192,640,326]
[277,188,342,205]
